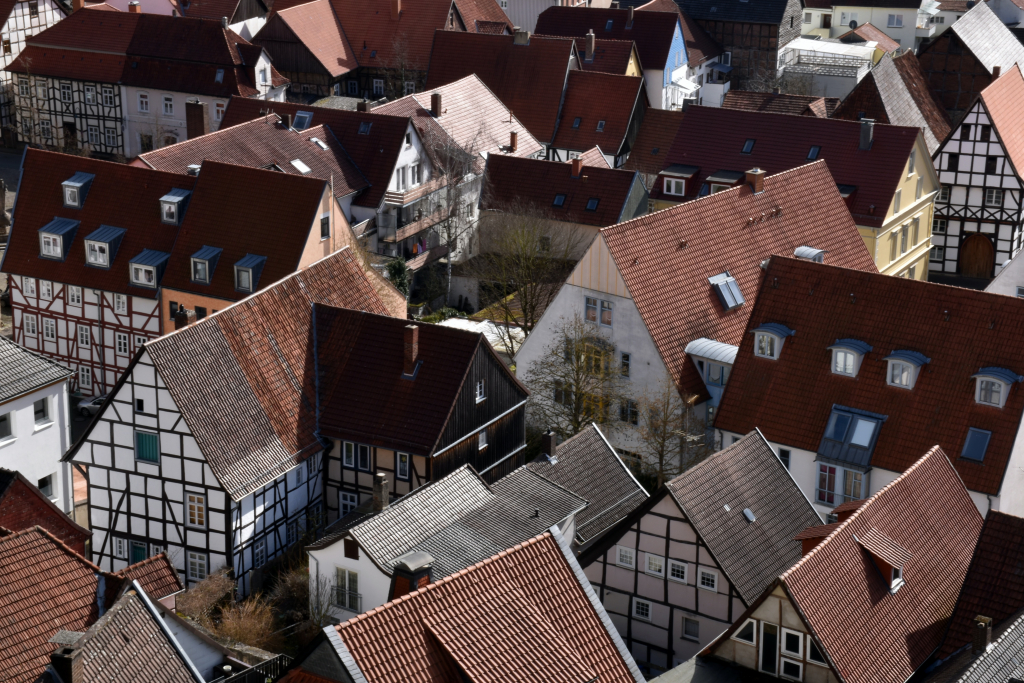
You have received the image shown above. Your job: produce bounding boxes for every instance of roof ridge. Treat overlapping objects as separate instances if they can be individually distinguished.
[505,464,591,507]
[0,335,75,377]
[0,524,108,574]
[116,550,170,573]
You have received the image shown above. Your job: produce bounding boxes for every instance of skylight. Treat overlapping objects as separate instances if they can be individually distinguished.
[311,137,328,150]
[553,194,566,207]
[293,111,313,130]
[596,120,605,132]
[573,117,581,129]
[962,428,991,462]
[586,198,599,211]
[808,145,821,160]
[709,272,744,311]
[741,139,755,154]
[605,19,613,29]
[817,405,887,470]
[215,68,224,83]
[290,159,312,174]
[358,122,372,135]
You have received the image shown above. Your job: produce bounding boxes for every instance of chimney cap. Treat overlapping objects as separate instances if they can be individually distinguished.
[395,550,435,572]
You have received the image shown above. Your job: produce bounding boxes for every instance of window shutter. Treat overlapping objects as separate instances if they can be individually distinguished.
[344,538,359,559]
[136,432,159,462]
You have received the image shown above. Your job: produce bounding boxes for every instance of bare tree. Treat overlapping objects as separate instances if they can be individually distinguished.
[522,312,626,438]
[633,376,713,487]
[742,65,813,95]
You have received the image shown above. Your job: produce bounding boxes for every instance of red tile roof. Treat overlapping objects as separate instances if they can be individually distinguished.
[482,154,641,227]
[637,0,721,66]
[721,90,839,117]
[7,45,127,83]
[426,31,577,143]
[183,0,242,19]
[599,162,876,399]
[980,65,1024,178]
[714,256,1024,496]
[663,105,921,228]
[0,469,90,556]
[137,116,369,199]
[536,6,679,70]
[570,37,637,73]
[621,107,684,176]
[114,552,184,600]
[578,145,610,167]
[333,532,644,683]
[271,0,357,77]
[836,22,901,52]
[220,97,413,209]
[551,70,645,155]
[768,447,982,683]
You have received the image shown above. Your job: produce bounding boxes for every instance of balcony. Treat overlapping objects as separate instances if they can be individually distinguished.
[334,588,362,613]
[383,177,445,207]
[378,205,447,244]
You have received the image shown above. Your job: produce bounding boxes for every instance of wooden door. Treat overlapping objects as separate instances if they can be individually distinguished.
[960,233,995,278]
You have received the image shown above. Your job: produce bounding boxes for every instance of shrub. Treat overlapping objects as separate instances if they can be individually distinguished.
[215,594,284,651]
[177,569,234,622]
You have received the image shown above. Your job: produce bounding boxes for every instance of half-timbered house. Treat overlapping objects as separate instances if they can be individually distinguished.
[579,431,820,676]
[0,0,68,133]
[931,64,1024,282]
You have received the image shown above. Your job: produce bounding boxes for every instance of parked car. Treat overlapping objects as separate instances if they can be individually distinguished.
[77,395,108,417]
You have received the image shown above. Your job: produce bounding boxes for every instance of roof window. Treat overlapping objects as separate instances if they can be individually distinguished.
[752,323,794,360]
[358,121,372,135]
[128,249,170,289]
[742,508,756,523]
[62,172,95,209]
[807,145,821,160]
[190,246,222,285]
[553,194,566,207]
[293,111,313,130]
[794,245,825,262]
[972,367,1022,408]
[741,139,755,154]
[83,225,126,269]
[708,272,744,311]
[572,117,581,129]
[234,254,267,294]
[290,159,312,175]
[828,339,872,378]
[818,406,885,470]
[159,188,191,226]
[605,19,613,30]
[856,528,909,593]
[961,427,992,462]
[215,68,224,83]
[586,198,599,211]
[837,184,857,198]
[311,137,329,150]
[883,350,929,390]
[596,120,606,132]
[38,217,79,262]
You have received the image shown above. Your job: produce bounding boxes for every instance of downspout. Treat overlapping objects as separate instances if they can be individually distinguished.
[94,289,105,393]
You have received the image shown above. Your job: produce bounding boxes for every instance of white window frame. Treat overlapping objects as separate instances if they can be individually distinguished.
[85,85,96,104]
[985,188,1004,207]
[162,200,178,225]
[976,377,1009,408]
[664,178,685,196]
[616,545,635,568]
[397,452,410,480]
[186,493,207,528]
[162,95,173,115]
[887,360,916,389]
[114,537,127,559]
[86,240,109,266]
[478,430,488,450]
[23,277,36,296]
[781,627,804,658]
[755,332,779,359]
[698,568,718,592]
[236,267,253,292]
[40,280,51,299]
[79,366,92,389]
[373,79,384,96]
[645,553,665,577]
[806,636,828,666]
[131,264,156,287]
[138,92,149,113]
[33,397,50,425]
[215,102,225,121]
[254,538,266,567]
[114,293,128,314]
[340,490,358,515]
[67,286,82,306]
[342,441,355,468]
[632,597,652,621]
[115,332,129,355]
[780,658,804,682]
[668,559,687,583]
[887,13,902,26]
[831,348,862,377]
[893,189,901,213]
[40,232,62,258]
[43,318,56,341]
[192,258,209,283]
[732,618,757,645]
[24,313,37,336]
[77,325,91,347]
[187,551,207,581]
[475,379,486,402]
[102,86,115,106]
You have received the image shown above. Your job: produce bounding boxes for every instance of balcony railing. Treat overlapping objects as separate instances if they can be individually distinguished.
[335,588,362,612]
[215,655,294,683]
[383,177,445,207]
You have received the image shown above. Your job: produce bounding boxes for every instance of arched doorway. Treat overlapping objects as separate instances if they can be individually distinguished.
[960,233,995,279]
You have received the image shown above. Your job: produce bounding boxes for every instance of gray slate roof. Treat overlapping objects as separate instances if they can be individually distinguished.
[666,430,821,604]
[0,336,72,404]
[951,1,1024,74]
[311,465,587,579]
[951,611,1024,682]
[527,423,648,545]
[675,0,791,25]
[870,51,950,153]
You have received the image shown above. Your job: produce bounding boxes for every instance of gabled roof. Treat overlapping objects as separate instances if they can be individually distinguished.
[114,553,185,602]
[666,430,820,603]
[570,37,639,73]
[714,257,1024,496]
[949,1,1024,74]
[597,161,876,400]
[527,424,648,545]
[0,335,72,403]
[950,611,1024,683]
[535,6,679,69]
[265,0,356,77]
[722,90,839,118]
[979,65,1024,177]
[939,511,1024,659]
[551,70,645,154]
[637,0,721,67]
[676,0,791,25]
[662,105,921,228]
[426,31,577,144]
[67,248,392,500]
[577,146,610,168]
[836,22,901,51]
[482,154,642,227]
[736,447,982,683]
[622,108,685,175]
[220,97,413,209]
[0,468,90,553]
[137,116,369,199]
[330,530,645,683]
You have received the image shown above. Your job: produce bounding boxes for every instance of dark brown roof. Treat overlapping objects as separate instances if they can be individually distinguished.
[114,553,184,600]
[535,6,679,69]
[551,70,645,155]
[570,37,638,73]
[721,90,839,117]
[714,257,1024,496]
[637,0,721,66]
[666,430,821,603]
[0,468,89,555]
[266,0,357,77]
[622,108,685,176]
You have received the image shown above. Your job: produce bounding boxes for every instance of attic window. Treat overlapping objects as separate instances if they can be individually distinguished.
[596,120,606,132]
[234,254,267,294]
[38,217,78,262]
[856,528,910,593]
[572,117,581,129]
[215,69,224,83]
[293,111,313,130]
[807,145,821,160]
[884,350,929,390]
[741,139,755,154]
[708,272,744,311]
[553,194,566,207]
[358,122,372,135]
[732,619,756,645]
[190,246,222,285]
[972,367,1022,408]
[586,198,599,211]
[752,323,794,360]
[62,172,95,209]
[962,428,991,462]
[605,19,613,30]
[828,339,872,378]
[290,159,312,174]
[159,188,191,226]
[311,137,329,150]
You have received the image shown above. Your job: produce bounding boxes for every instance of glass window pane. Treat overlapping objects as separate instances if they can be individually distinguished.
[849,418,875,447]
[826,412,851,441]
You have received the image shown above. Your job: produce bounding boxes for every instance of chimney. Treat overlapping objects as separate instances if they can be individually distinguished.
[859,118,875,150]
[403,324,419,376]
[509,130,518,152]
[357,100,370,112]
[372,472,389,512]
[174,307,196,330]
[585,29,595,61]
[571,157,582,178]
[51,647,76,683]
[390,0,400,20]
[220,15,228,27]
[772,86,780,94]
[388,551,434,600]
[430,92,442,117]
[746,167,765,193]
[972,616,993,654]
[128,1,140,11]
[627,5,634,27]
[283,113,293,129]
[993,65,1002,78]
[185,100,209,140]
[72,0,83,11]
[513,29,531,45]
[541,429,558,461]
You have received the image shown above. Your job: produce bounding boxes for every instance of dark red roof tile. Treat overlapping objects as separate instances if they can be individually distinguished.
[637,0,721,66]
[535,6,679,69]
[622,107,684,175]
[551,70,645,154]
[722,90,839,117]
[569,37,637,73]
[269,0,357,77]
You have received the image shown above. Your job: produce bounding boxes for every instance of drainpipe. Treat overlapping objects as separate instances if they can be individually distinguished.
[94,289,105,394]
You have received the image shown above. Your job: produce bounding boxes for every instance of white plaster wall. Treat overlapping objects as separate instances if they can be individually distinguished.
[0,380,72,511]
[308,539,392,619]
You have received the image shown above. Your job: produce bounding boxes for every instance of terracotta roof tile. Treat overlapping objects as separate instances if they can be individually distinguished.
[114,553,184,600]
[713,257,1024,496]
[567,37,637,73]
[836,22,901,51]
[793,522,842,540]
[426,32,576,143]
[535,6,679,69]
[184,0,241,18]
[637,0,721,66]
[722,90,838,117]
[980,65,1024,176]
[577,145,610,167]
[272,0,357,77]
[551,70,645,155]
[599,162,876,399]
[622,107,685,175]
[7,45,127,82]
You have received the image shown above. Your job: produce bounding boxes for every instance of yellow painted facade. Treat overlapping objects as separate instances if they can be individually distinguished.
[626,48,643,77]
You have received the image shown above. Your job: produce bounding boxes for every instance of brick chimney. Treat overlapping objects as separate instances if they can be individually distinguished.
[513,29,531,45]
[185,100,209,140]
[403,324,419,376]
[973,616,993,654]
[72,0,84,11]
[357,100,370,112]
[993,65,1002,78]
[128,1,140,11]
[626,5,634,27]
[388,551,433,600]
[509,130,518,152]
[585,29,595,61]
[541,429,558,461]
[431,92,442,117]
[51,647,77,683]
[571,157,582,178]
[372,472,389,512]
[859,118,875,150]
[390,0,400,20]
[746,167,765,193]
[174,307,196,330]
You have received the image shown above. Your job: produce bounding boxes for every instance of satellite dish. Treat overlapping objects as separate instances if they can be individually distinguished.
[849,19,858,28]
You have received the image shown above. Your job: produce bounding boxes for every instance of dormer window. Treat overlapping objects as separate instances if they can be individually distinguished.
[133,265,155,286]
[828,339,872,378]
[234,254,267,294]
[37,217,78,261]
[884,350,929,390]
[41,233,61,258]
[709,272,744,311]
[793,245,825,263]
[190,246,222,285]
[159,188,191,226]
[856,528,909,593]
[62,172,95,209]
[752,323,794,360]
[128,249,169,289]
[972,367,1022,408]
[83,225,126,269]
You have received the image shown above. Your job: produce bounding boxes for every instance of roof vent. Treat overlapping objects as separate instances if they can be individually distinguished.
[742,508,756,523]
[859,119,875,151]
[311,137,329,151]
[186,164,201,176]
[794,246,825,263]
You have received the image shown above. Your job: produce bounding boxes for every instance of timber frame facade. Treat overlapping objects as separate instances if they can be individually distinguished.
[14,75,125,156]
[0,0,68,132]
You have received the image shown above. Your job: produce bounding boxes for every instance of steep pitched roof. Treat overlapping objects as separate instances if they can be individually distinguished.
[577,146,611,168]
[482,154,642,227]
[219,97,413,209]
[571,37,638,73]
[836,21,901,51]
[663,105,921,228]
[666,430,820,603]
[675,0,791,24]
[114,553,185,601]
[551,70,645,154]
[331,530,645,683]
[714,257,1024,496]
[950,612,1024,683]
[535,6,679,69]
[73,248,392,500]
[426,31,577,144]
[527,424,648,545]
[137,117,369,199]
[598,161,876,399]
[721,90,839,117]
[622,108,685,175]
[0,335,72,403]
[0,469,90,554]
[949,1,1024,74]
[637,0,721,66]
[980,65,1024,177]
[770,447,982,683]
[270,0,357,77]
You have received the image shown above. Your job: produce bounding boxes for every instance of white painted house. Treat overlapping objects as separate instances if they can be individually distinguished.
[0,335,74,513]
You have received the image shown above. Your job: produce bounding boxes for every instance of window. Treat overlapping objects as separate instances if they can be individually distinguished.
[709,272,744,311]
[57,82,72,103]
[961,124,972,140]
[18,78,27,97]
[140,134,153,153]
[755,333,777,359]
[138,92,149,113]
[887,13,902,26]
[193,258,209,283]
[833,349,856,376]
[353,443,368,470]
[116,332,128,355]
[980,124,992,142]
[741,138,755,154]
[0,412,11,441]
[977,379,1004,406]
[900,225,908,254]
[478,429,488,450]
[706,362,729,386]
[214,101,226,122]
[807,638,827,666]
[475,379,486,402]
[43,318,55,341]
[236,267,252,292]
[844,470,864,502]
[699,569,718,591]
[135,336,147,349]
[187,552,207,581]
[24,314,37,336]
[684,618,700,641]
[102,86,114,106]
[87,126,99,145]
[605,18,613,29]
[187,493,206,527]
[733,619,756,645]
[779,448,791,469]
[947,153,959,171]
[633,598,652,621]
[134,431,159,463]
[933,218,947,234]
[585,296,597,322]
[669,560,687,583]
[817,463,837,505]
[938,185,950,202]
[23,278,36,296]
[104,127,116,147]
[135,398,145,413]
[916,176,923,201]
[645,553,665,576]
[320,213,330,239]
[596,120,605,132]
[340,490,358,515]
[160,95,173,116]
[803,11,811,22]
[39,119,52,139]
[1018,287,1024,299]
[986,188,1004,206]
[253,538,266,568]
[781,659,803,681]
[760,623,779,674]
[621,352,631,377]
[113,293,127,315]
[986,156,998,174]
[807,145,820,160]
[553,193,566,207]
[664,178,685,195]
[78,325,90,347]
[397,452,410,480]
[373,79,384,96]
[114,537,127,559]
[962,427,992,462]
[617,399,638,425]
[586,198,600,211]
[599,300,613,326]
[40,233,62,258]
[616,545,635,568]
[131,265,156,287]
[894,189,901,214]
[931,245,945,262]
[782,628,803,658]
[889,361,912,387]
